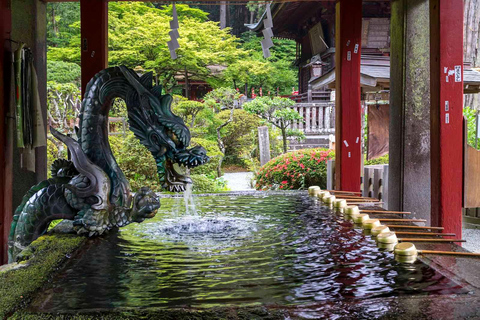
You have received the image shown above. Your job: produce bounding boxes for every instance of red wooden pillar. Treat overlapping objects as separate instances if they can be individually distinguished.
[334,0,362,192]
[430,0,464,237]
[0,0,12,264]
[80,0,108,96]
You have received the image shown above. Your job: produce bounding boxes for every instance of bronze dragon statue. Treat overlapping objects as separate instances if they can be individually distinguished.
[8,66,209,262]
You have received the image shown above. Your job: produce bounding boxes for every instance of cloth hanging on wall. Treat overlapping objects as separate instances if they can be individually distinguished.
[30,59,46,147]
[13,44,46,172]
[14,44,25,148]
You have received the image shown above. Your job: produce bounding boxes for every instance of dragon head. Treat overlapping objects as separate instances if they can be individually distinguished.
[131,187,161,222]
[120,66,209,192]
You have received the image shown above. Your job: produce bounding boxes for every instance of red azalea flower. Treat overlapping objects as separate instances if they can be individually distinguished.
[281,181,288,184]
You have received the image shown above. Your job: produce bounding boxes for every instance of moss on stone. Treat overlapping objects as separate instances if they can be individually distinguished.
[0,234,85,319]
[11,307,287,320]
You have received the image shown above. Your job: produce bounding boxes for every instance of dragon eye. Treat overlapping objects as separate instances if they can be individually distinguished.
[151,133,160,146]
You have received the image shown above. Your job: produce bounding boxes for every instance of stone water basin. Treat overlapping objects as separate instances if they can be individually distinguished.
[21,191,480,319]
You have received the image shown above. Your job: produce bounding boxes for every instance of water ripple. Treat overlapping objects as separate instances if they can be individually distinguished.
[34,193,466,313]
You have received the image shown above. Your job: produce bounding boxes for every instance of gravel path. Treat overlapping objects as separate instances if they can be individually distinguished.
[463,223,480,253]
[223,172,254,191]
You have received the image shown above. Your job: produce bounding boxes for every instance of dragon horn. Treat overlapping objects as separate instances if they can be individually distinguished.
[49,127,109,200]
[119,66,152,97]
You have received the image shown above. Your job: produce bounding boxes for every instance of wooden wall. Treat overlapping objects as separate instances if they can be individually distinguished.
[464,145,480,208]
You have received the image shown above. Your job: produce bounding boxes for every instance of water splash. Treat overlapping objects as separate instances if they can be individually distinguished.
[183,183,197,215]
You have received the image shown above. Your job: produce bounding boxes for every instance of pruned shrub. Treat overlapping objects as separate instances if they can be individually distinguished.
[255,148,334,190]
[365,153,389,166]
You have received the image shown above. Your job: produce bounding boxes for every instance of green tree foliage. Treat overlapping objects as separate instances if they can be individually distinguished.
[246,2,266,24]
[217,109,261,169]
[464,106,478,147]
[45,2,302,189]
[47,3,80,48]
[225,31,297,95]
[203,88,241,176]
[46,3,298,95]
[173,99,206,128]
[171,95,217,140]
[46,2,81,63]
[239,31,296,64]
[243,96,303,153]
[108,3,244,91]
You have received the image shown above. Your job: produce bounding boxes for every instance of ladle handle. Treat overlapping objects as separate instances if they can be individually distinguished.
[419,250,480,257]
[386,225,444,230]
[361,210,411,214]
[399,238,466,242]
[378,219,426,222]
[325,190,362,195]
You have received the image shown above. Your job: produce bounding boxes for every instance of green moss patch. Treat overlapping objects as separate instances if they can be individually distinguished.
[11,307,287,320]
[0,234,85,319]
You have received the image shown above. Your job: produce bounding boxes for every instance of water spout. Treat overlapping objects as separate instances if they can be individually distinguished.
[183,183,197,215]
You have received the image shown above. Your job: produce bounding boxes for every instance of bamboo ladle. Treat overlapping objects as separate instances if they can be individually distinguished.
[395,242,480,258]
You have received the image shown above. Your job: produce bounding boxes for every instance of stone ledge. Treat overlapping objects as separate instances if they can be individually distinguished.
[0,234,86,319]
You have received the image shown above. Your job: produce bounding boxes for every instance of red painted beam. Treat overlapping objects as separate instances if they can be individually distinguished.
[334,0,362,192]
[430,0,464,238]
[0,0,12,265]
[80,0,108,96]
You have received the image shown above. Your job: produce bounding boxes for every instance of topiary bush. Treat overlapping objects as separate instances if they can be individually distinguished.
[255,148,334,190]
[47,60,81,85]
[365,153,389,166]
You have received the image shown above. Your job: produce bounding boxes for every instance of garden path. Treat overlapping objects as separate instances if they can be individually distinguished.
[463,224,480,253]
[223,172,254,191]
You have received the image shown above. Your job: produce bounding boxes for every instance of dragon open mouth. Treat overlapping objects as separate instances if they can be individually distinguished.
[164,146,210,192]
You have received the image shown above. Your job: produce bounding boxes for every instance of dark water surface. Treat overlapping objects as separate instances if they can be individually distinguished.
[33,193,465,311]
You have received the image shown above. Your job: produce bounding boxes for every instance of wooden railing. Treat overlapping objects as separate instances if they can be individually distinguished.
[288,87,331,103]
[289,91,331,103]
[290,102,336,133]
